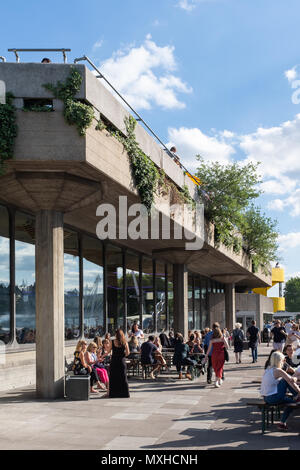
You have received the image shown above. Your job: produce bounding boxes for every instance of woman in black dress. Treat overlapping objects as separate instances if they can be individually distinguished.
[107,328,130,398]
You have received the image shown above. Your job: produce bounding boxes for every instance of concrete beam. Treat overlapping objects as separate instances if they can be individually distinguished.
[35,210,64,398]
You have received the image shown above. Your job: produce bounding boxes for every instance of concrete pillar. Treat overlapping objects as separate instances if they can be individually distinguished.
[173,264,188,340]
[35,210,65,399]
[225,283,236,332]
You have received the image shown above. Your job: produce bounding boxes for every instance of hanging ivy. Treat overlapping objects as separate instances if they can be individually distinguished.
[43,68,94,136]
[113,116,159,213]
[0,92,17,175]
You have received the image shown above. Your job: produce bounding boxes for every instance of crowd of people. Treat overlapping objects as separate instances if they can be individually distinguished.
[71,316,300,432]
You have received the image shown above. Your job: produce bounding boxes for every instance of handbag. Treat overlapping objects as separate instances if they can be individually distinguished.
[224,348,229,362]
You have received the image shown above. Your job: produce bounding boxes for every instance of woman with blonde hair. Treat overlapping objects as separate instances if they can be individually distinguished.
[73,340,99,394]
[85,342,109,393]
[261,351,300,430]
[205,327,229,388]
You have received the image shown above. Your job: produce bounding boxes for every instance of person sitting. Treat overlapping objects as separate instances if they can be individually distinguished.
[73,340,99,394]
[128,335,140,356]
[260,351,300,431]
[41,57,51,63]
[85,342,109,393]
[168,331,176,348]
[173,333,197,380]
[154,336,167,368]
[140,336,161,379]
[159,331,172,348]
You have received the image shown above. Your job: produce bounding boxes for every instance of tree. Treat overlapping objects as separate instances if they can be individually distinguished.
[241,205,278,272]
[196,157,262,249]
[284,277,300,312]
[195,157,279,271]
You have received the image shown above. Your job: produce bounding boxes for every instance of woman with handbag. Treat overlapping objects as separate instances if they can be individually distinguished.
[205,328,229,388]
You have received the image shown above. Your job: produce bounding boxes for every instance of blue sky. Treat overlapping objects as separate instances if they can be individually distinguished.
[1,0,300,296]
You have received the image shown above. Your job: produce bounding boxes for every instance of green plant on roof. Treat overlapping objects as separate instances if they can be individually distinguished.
[44,67,94,136]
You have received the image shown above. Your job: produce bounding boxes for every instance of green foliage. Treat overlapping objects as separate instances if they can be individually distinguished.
[0,92,17,175]
[241,205,278,273]
[95,117,106,131]
[195,157,278,270]
[181,184,196,208]
[284,277,300,312]
[44,68,94,136]
[114,116,159,213]
[196,157,261,249]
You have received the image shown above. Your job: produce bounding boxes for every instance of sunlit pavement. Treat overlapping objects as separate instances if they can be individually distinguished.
[0,344,299,450]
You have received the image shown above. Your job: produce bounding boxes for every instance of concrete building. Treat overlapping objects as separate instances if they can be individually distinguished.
[0,62,272,397]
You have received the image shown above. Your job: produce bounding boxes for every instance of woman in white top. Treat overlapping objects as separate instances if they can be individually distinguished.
[261,351,300,430]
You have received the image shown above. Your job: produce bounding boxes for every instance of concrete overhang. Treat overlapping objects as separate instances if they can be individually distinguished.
[0,62,272,289]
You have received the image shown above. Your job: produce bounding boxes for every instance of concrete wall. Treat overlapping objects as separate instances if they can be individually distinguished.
[0,344,75,393]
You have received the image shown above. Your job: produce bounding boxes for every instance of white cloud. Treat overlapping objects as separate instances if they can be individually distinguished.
[167,126,235,171]
[99,35,192,110]
[176,0,215,11]
[93,40,104,50]
[285,66,298,83]
[278,232,300,252]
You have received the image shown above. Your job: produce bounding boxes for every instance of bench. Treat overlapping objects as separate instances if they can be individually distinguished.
[247,399,300,433]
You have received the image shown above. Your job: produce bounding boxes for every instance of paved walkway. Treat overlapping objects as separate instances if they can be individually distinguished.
[0,344,300,450]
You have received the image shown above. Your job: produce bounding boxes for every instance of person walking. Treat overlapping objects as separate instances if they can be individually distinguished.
[107,328,130,398]
[232,323,245,363]
[205,327,229,388]
[271,320,287,352]
[247,320,260,363]
[204,322,221,384]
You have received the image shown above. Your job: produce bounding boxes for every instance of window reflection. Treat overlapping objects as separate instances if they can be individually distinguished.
[156,261,166,332]
[126,251,140,334]
[64,230,80,340]
[142,257,154,334]
[194,279,201,330]
[188,276,194,330]
[107,244,123,334]
[15,212,36,344]
[83,236,104,339]
[0,206,10,344]
[168,265,174,331]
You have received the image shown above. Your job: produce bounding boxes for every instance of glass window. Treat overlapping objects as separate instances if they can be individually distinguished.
[201,279,209,329]
[168,265,174,331]
[107,244,123,334]
[188,276,194,331]
[0,206,10,344]
[64,230,80,340]
[82,236,104,339]
[15,212,36,344]
[194,278,201,330]
[156,261,166,332]
[142,256,154,334]
[126,251,140,335]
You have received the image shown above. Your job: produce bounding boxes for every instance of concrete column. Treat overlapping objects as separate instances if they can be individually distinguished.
[225,283,236,332]
[173,264,188,340]
[35,210,65,399]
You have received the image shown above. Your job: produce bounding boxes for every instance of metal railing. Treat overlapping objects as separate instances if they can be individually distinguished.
[7,48,71,63]
[73,55,196,180]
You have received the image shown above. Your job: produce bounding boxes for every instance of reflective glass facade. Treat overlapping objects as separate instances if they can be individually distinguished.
[0,203,225,345]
